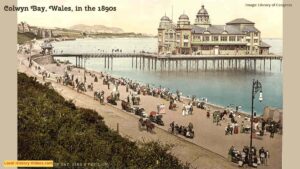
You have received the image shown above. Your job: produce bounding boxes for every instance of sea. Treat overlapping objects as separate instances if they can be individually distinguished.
[52,38,283,115]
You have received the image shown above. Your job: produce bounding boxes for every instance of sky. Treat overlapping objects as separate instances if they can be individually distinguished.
[18,0,283,38]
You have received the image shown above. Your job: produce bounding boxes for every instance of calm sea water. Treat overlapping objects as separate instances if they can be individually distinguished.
[52,38,283,115]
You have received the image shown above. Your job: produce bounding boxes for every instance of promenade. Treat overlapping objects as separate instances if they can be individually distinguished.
[17,52,282,169]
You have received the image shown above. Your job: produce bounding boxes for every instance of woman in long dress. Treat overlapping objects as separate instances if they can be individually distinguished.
[182,104,186,116]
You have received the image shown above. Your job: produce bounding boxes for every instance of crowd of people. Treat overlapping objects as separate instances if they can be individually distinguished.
[169,121,195,138]
[228,146,270,167]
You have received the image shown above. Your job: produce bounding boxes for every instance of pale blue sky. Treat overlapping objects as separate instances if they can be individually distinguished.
[18,0,283,38]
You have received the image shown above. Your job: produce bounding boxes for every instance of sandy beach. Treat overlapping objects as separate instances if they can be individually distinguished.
[17,48,282,169]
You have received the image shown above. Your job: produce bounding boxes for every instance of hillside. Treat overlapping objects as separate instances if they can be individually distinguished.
[17,73,189,169]
[70,24,124,34]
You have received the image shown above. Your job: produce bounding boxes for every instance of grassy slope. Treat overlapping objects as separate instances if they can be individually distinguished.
[17,73,189,169]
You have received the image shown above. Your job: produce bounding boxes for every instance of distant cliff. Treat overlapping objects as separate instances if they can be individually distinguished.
[70,24,124,34]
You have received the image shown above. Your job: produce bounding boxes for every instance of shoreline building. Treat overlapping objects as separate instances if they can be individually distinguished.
[18,22,53,39]
[158,5,271,55]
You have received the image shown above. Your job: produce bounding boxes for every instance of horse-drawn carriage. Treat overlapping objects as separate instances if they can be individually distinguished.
[133,107,147,117]
[149,111,164,126]
[139,118,155,132]
[94,91,105,104]
[197,102,206,109]
[107,95,117,105]
[63,77,74,87]
[160,91,172,101]
[121,100,133,112]
[132,95,140,105]
[62,73,74,87]
[76,82,87,92]
[112,90,120,101]
[213,111,222,124]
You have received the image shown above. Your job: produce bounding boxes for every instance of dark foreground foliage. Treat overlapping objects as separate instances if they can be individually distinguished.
[18,73,190,169]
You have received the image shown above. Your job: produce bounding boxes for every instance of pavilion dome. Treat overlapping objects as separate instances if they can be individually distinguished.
[198,5,208,15]
[179,14,189,20]
[161,15,170,21]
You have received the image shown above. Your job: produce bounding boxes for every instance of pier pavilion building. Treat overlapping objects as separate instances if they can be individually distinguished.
[158,5,270,55]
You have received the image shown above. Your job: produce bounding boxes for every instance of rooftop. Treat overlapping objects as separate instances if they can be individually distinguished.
[226,18,255,25]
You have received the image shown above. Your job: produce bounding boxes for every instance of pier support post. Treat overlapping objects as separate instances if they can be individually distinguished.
[221,60,223,70]
[260,59,262,70]
[136,56,138,69]
[111,57,113,70]
[280,59,282,72]
[78,56,80,68]
[264,58,266,71]
[186,60,189,72]
[142,57,145,70]
[270,58,272,71]
[139,56,142,70]
[75,56,77,67]
[107,56,110,69]
[78,57,80,68]
[104,56,106,69]
[155,58,157,71]
[79,56,81,68]
[164,59,167,69]
[254,59,256,71]
[151,58,153,70]
[132,56,133,68]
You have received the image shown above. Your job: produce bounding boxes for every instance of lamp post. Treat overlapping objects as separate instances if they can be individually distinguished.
[249,79,263,165]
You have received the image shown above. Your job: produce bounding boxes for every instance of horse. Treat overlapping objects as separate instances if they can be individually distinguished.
[139,118,155,132]
[77,83,86,93]
[121,100,132,112]
[107,95,117,105]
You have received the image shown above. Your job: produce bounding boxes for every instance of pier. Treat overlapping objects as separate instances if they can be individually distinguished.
[52,53,282,72]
